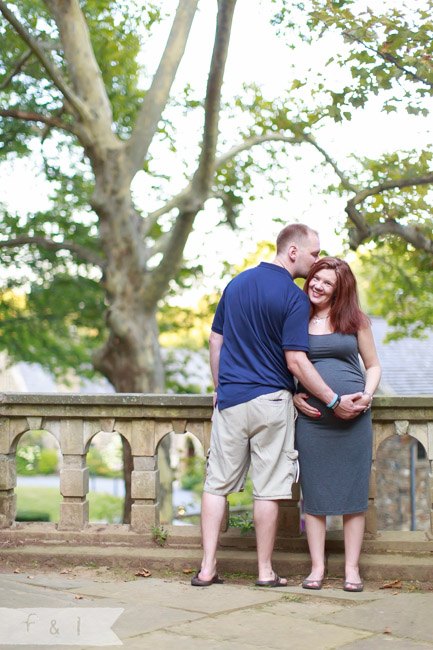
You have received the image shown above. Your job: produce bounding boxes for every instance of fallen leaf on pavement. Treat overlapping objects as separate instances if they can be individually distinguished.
[380,579,402,589]
[182,569,192,574]
[383,627,392,635]
[135,568,152,578]
[74,595,83,600]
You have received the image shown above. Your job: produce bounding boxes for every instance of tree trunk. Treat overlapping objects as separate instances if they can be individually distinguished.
[90,149,170,524]
[94,311,166,524]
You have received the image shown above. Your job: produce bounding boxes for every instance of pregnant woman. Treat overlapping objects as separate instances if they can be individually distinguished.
[295,257,381,592]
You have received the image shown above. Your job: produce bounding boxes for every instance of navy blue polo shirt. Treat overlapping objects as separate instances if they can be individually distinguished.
[212,262,310,409]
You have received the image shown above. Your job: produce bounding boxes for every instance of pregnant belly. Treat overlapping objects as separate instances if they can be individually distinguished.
[297,362,365,417]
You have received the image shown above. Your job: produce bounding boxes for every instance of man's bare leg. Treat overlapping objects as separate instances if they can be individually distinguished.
[197,491,227,581]
[254,499,287,584]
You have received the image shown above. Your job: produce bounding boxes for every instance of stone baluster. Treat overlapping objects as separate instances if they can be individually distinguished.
[59,418,90,530]
[0,452,17,528]
[127,419,162,532]
[277,484,301,537]
[0,417,30,528]
[427,422,433,535]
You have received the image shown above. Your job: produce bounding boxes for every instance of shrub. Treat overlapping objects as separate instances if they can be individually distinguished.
[180,456,205,492]
[38,448,59,475]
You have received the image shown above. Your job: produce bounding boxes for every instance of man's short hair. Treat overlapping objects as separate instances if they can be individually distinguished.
[276,223,317,254]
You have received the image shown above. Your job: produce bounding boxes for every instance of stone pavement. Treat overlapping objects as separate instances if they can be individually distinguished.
[1,571,433,649]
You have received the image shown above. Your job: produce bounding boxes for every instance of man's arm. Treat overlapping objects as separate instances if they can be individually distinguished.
[209,330,224,407]
[285,350,364,420]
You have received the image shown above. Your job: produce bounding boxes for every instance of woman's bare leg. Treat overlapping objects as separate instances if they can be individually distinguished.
[343,512,365,588]
[304,513,326,586]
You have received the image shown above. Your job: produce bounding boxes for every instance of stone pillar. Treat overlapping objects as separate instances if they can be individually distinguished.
[58,418,88,530]
[59,454,89,530]
[365,461,377,537]
[221,499,229,533]
[0,453,17,528]
[429,460,433,536]
[130,456,159,532]
[277,484,301,537]
[428,423,433,535]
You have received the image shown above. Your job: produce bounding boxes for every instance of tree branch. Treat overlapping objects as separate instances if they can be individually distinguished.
[143,188,190,236]
[346,172,433,250]
[147,231,172,258]
[214,132,304,168]
[210,191,236,228]
[371,219,433,253]
[144,132,305,226]
[43,0,116,144]
[350,172,433,206]
[343,31,433,90]
[302,134,359,193]
[0,1,90,122]
[144,209,196,308]
[0,108,80,136]
[0,49,32,90]
[0,236,106,268]
[126,0,199,175]
[191,0,237,199]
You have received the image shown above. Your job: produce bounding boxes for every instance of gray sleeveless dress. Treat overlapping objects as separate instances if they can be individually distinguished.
[295,333,372,515]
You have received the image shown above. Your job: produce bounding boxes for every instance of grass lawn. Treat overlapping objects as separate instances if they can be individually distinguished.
[15,486,123,523]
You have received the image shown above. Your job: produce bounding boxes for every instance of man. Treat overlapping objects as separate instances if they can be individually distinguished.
[192,224,364,587]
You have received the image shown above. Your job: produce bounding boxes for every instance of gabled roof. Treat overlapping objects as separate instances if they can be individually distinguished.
[371,318,433,396]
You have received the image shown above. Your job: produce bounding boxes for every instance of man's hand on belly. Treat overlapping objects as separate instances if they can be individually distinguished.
[334,393,365,420]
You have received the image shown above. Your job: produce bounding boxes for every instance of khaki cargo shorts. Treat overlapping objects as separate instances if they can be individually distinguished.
[203,390,299,500]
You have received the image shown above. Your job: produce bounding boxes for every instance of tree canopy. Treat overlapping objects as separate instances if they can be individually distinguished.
[0,0,432,400]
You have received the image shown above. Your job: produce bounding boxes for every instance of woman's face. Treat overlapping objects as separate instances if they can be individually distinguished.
[308,268,337,310]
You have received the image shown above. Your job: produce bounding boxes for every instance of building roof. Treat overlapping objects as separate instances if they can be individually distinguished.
[371,318,433,396]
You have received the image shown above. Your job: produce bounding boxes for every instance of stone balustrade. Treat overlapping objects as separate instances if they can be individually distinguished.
[0,393,432,537]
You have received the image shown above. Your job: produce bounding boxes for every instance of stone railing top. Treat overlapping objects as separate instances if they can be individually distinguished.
[0,392,212,406]
[0,392,213,419]
[0,392,431,420]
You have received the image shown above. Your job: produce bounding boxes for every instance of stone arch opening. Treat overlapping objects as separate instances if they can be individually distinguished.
[376,434,430,531]
[155,429,206,526]
[16,428,61,523]
[85,430,124,524]
[172,431,205,525]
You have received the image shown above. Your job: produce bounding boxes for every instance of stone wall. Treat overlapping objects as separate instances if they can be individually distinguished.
[376,436,430,531]
[0,393,432,538]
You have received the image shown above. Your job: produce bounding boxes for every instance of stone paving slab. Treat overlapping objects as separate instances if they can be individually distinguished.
[1,572,433,650]
[0,573,102,591]
[341,637,433,649]
[263,598,347,619]
[170,608,371,649]
[322,593,433,644]
[71,578,285,615]
[0,578,89,608]
[269,584,389,602]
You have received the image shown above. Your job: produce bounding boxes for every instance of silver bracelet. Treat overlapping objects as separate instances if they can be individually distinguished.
[363,390,373,412]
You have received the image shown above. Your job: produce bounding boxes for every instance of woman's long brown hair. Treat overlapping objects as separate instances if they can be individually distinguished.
[304,257,370,334]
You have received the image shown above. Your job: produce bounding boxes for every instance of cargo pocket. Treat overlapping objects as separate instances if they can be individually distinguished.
[287,449,300,485]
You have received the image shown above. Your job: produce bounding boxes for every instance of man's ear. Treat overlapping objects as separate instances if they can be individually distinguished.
[287,244,297,262]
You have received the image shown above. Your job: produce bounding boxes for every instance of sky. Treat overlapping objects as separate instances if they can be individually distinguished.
[0,0,429,300]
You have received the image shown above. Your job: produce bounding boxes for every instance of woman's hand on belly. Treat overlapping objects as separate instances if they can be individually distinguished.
[294,392,321,418]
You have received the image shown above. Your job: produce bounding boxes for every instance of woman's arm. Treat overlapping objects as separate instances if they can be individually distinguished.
[355,325,382,410]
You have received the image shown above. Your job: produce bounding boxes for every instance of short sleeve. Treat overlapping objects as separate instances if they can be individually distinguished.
[211,290,226,335]
[281,293,310,351]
